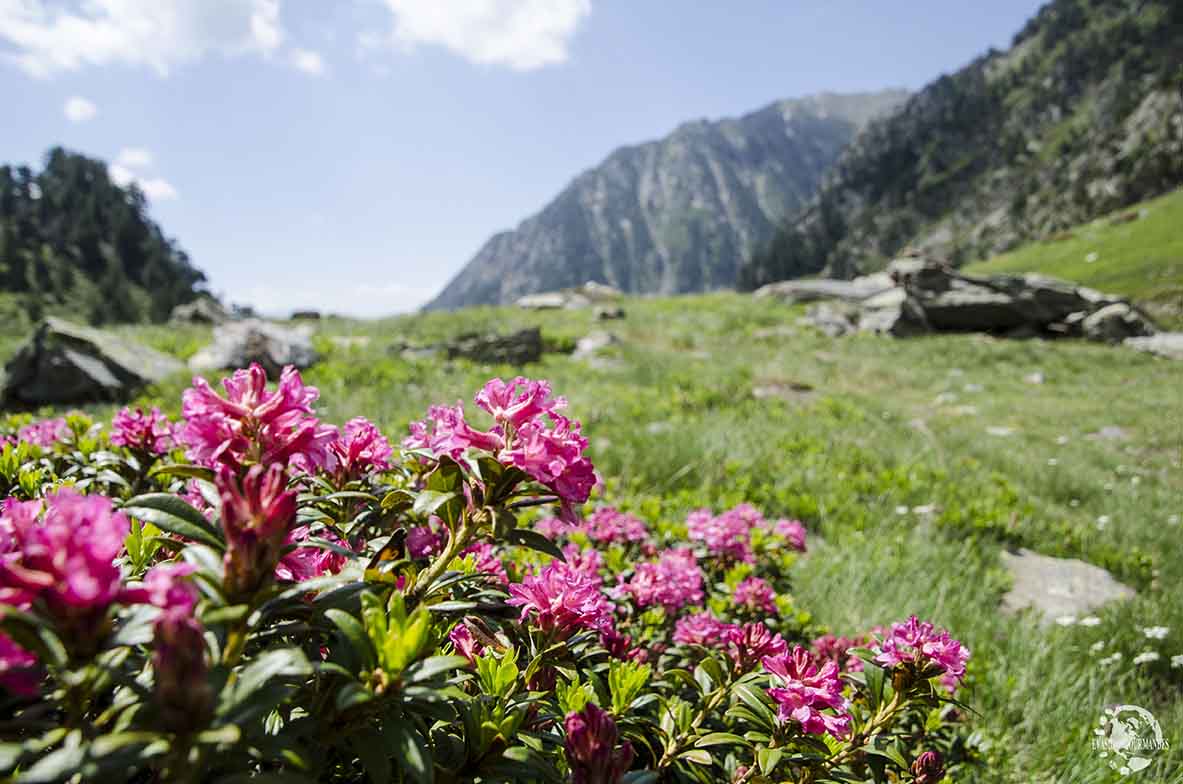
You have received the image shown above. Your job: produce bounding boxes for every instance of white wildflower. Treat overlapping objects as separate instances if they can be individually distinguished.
[1098,652,1123,667]
[1079,616,1102,627]
[1171,654,1183,669]
[1133,651,1160,665]
[1143,626,1170,640]
[1090,641,1106,654]
[1054,615,1077,627]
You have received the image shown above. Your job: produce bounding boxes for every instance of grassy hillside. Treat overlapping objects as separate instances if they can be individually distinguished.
[4,295,1182,781]
[967,186,1183,327]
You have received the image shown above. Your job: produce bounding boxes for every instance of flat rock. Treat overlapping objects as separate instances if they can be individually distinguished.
[755,274,892,303]
[169,298,229,325]
[1124,332,1183,360]
[1000,548,1135,622]
[572,330,619,360]
[2,318,183,407]
[516,281,623,310]
[445,328,542,365]
[190,319,318,376]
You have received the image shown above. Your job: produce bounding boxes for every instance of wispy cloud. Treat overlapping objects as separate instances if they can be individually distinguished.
[374,0,591,71]
[108,151,179,202]
[115,147,153,168]
[1,0,284,77]
[63,95,96,122]
[290,48,325,75]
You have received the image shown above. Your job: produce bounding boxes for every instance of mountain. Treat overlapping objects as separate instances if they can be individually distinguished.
[0,147,206,326]
[739,0,1183,289]
[424,91,908,310]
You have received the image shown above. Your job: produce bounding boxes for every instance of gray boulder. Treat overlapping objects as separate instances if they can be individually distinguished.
[169,298,229,325]
[190,319,318,376]
[516,281,623,310]
[446,328,542,365]
[1124,332,1183,360]
[1000,548,1135,623]
[2,318,184,407]
[1080,303,1156,342]
[755,274,893,303]
[572,330,620,360]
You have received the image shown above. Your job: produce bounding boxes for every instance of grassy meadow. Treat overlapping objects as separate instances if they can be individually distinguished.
[5,192,1183,783]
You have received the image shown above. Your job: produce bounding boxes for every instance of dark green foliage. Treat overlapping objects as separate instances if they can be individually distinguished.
[740,0,1183,289]
[0,147,206,326]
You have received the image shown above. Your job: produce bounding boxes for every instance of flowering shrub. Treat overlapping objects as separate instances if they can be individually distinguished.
[0,368,974,782]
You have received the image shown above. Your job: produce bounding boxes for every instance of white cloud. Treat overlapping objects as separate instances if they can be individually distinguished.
[62,94,96,122]
[290,47,324,75]
[108,157,178,202]
[0,0,284,77]
[115,146,153,168]
[376,0,590,71]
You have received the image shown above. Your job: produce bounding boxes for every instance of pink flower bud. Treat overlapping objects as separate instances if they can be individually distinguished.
[563,703,633,784]
[218,464,297,597]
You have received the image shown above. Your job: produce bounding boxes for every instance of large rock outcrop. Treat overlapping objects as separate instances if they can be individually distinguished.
[189,319,318,376]
[1,318,184,407]
[799,258,1158,342]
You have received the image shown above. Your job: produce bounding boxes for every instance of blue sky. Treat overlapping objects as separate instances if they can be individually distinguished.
[2,0,1045,316]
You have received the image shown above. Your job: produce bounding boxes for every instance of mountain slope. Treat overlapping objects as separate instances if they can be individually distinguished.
[739,0,1183,289]
[0,148,206,326]
[425,91,908,310]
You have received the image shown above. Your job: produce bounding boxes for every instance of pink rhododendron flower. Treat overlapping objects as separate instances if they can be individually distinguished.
[507,561,614,640]
[406,378,597,518]
[180,363,338,472]
[17,418,69,448]
[449,623,484,663]
[562,544,604,583]
[123,562,198,611]
[153,603,211,733]
[407,525,444,559]
[874,616,970,684]
[534,516,573,540]
[328,417,393,479]
[181,481,212,519]
[218,464,298,596]
[726,623,787,670]
[564,703,634,784]
[771,518,807,552]
[403,403,502,459]
[912,750,946,784]
[0,491,129,645]
[580,507,649,545]
[764,646,852,739]
[474,376,566,430]
[686,507,755,563]
[462,541,509,586]
[110,407,177,455]
[625,548,704,613]
[600,628,648,663]
[275,526,351,582]
[733,577,778,614]
[0,633,39,697]
[810,633,866,673]
[673,612,731,647]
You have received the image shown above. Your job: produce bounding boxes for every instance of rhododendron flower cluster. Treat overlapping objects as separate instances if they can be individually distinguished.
[0,491,129,643]
[180,363,338,472]
[874,615,970,684]
[406,377,596,514]
[275,526,352,582]
[770,518,808,552]
[564,703,634,784]
[733,576,778,614]
[726,622,789,670]
[764,646,852,739]
[462,541,508,585]
[810,632,868,673]
[507,561,614,639]
[625,547,704,612]
[407,525,444,559]
[109,406,178,455]
[688,504,808,563]
[328,417,393,479]
[673,612,731,647]
[17,418,69,448]
[579,507,649,544]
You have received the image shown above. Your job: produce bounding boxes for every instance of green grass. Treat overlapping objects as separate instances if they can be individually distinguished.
[5,288,1183,781]
[967,186,1183,328]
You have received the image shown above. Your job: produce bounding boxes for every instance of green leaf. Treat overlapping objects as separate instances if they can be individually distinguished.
[218,648,311,719]
[678,748,713,765]
[348,729,391,784]
[757,747,783,775]
[731,683,776,730]
[326,608,375,670]
[505,527,565,561]
[390,722,433,784]
[694,732,749,749]
[149,463,216,482]
[122,493,223,550]
[406,655,469,683]
[413,490,459,517]
[864,661,887,712]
